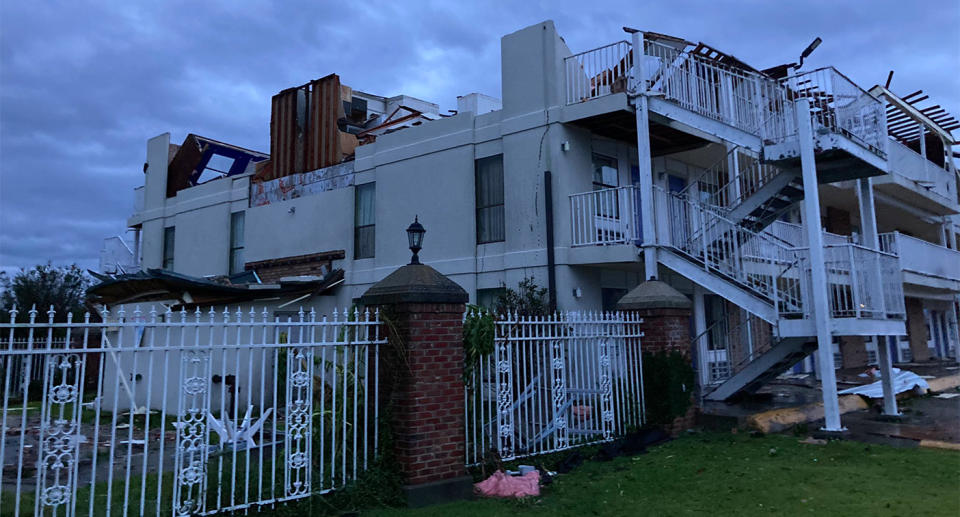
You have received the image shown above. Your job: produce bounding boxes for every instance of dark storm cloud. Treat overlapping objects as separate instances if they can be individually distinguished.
[1,0,957,273]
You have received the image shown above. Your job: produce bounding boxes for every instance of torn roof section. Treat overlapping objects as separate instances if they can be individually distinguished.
[165,134,268,198]
[253,73,440,184]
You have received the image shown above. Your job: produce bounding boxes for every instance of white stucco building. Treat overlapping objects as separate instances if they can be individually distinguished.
[97,21,960,429]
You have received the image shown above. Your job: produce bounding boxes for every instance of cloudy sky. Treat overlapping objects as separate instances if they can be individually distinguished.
[1,1,958,274]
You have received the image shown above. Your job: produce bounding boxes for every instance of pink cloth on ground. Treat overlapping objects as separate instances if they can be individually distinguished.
[474,470,541,498]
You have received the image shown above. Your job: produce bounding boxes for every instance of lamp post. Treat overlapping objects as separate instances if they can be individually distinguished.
[406,216,425,265]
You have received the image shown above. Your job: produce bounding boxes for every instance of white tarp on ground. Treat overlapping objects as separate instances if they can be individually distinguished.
[839,368,930,398]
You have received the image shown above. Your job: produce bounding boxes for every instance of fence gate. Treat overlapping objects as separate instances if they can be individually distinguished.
[1,305,384,517]
[465,311,644,465]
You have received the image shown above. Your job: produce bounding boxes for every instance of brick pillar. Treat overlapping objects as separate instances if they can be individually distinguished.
[905,297,930,362]
[616,280,695,436]
[360,264,471,507]
[839,336,868,369]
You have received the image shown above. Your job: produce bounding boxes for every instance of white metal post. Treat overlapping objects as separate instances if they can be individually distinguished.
[631,31,658,279]
[857,178,899,415]
[693,285,709,388]
[797,98,844,431]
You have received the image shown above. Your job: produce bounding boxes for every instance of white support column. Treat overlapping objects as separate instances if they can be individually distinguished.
[132,227,142,268]
[857,177,899,416]
[631,31,657,279]
[726,142,742,207]
[797,98,844,431]
[693,285,709,388]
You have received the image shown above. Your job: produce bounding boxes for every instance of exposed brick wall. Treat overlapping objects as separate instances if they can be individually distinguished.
[376,302,466,486]
[839,336,868,369]
[634,307,692,356]
[905,297,930,362]
[245,250,344,283]
[630,306,696,436]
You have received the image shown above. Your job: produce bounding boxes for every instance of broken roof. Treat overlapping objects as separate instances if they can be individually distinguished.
[88,267,343,308]
[869,85,959,146]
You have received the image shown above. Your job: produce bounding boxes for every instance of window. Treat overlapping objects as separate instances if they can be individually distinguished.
[601,288,627,312]
[592,154,619,217]
[354,182,375,259]
[162,226,175,270]
[476,155,505,244]
[477,287,506,311]
[229,212,245,275]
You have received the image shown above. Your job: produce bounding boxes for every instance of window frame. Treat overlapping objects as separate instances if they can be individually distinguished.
[162,226,175,270]
[229,211,245,275]
[354,182,376,259]
[475,154,505,244]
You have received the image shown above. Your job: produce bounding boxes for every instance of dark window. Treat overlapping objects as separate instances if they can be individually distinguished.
[601,288,627,312]
[477,287,506,311]
[162,227,175,270]
[592,154,619,217]
[229,212,245,275]
[476,155,505,244]
[354,182,375,259]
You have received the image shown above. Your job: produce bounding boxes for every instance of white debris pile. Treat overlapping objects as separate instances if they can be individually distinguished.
[839,367,929,398]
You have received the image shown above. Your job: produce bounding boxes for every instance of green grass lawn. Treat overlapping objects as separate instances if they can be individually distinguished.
[364,432,960,517]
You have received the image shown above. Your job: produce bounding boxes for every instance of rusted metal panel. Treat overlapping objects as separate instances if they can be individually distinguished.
[262,74,350,182]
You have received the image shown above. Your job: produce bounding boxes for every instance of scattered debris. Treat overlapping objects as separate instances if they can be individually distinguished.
[474,469,540,498]
[838,368,929,398]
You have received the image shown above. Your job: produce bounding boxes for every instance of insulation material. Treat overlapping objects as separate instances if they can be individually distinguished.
[474,470,541,498]
[251,161,355,206]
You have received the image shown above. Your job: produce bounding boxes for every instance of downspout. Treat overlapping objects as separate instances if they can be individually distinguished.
[545,170,557,312]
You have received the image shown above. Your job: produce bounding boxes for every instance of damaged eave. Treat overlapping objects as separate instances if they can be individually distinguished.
[86,268,344,308]
[870,85,958,145]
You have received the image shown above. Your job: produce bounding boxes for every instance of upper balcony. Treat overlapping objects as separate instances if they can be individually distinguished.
[563,35,892,182]
[874,135,958,215]
[880,232,960,292]
[764,67,889,180]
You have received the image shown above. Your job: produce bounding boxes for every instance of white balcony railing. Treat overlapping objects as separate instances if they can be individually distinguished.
[642,40,785,137]
[879,231,960,282]
[886,138,955,202]
[774,67,888,158]
[564,41,633,105]
[817,244,905,319]
[569,186,641,246]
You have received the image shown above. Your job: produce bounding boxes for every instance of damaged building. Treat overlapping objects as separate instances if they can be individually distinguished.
[95,22,960,430]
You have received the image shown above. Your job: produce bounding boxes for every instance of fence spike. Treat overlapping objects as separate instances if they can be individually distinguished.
[309,307,317,322]
[84,311,91,324]
[149,305,158,323]
[117,305,126,322]
[298,307,305,322]
[262,306,269,322]
[46,304,56,323]
[8,305,17,322]
[66,311,74,324]
[222,305,231,322]
[235,306,243,322]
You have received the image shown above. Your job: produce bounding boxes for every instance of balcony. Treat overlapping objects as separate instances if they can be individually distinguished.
[569,186,641,247]
[875,138,958,214]
[765,67,889,181]
[880,232,960,291]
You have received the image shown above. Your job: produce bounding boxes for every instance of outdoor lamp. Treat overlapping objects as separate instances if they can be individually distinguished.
[406,216,425,265]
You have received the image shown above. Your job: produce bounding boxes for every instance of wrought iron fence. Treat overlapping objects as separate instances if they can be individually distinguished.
[1,305,384,516]
[464,311,644,466]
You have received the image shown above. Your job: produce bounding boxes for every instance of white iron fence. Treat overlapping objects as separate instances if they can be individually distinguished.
[1,305,384,517]
[464,311,645,466]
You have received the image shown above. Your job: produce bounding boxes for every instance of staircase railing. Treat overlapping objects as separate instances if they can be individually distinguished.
[655,186,806,316]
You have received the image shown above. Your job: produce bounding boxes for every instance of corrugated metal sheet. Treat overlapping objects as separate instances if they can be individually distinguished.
[264,74,348,182]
